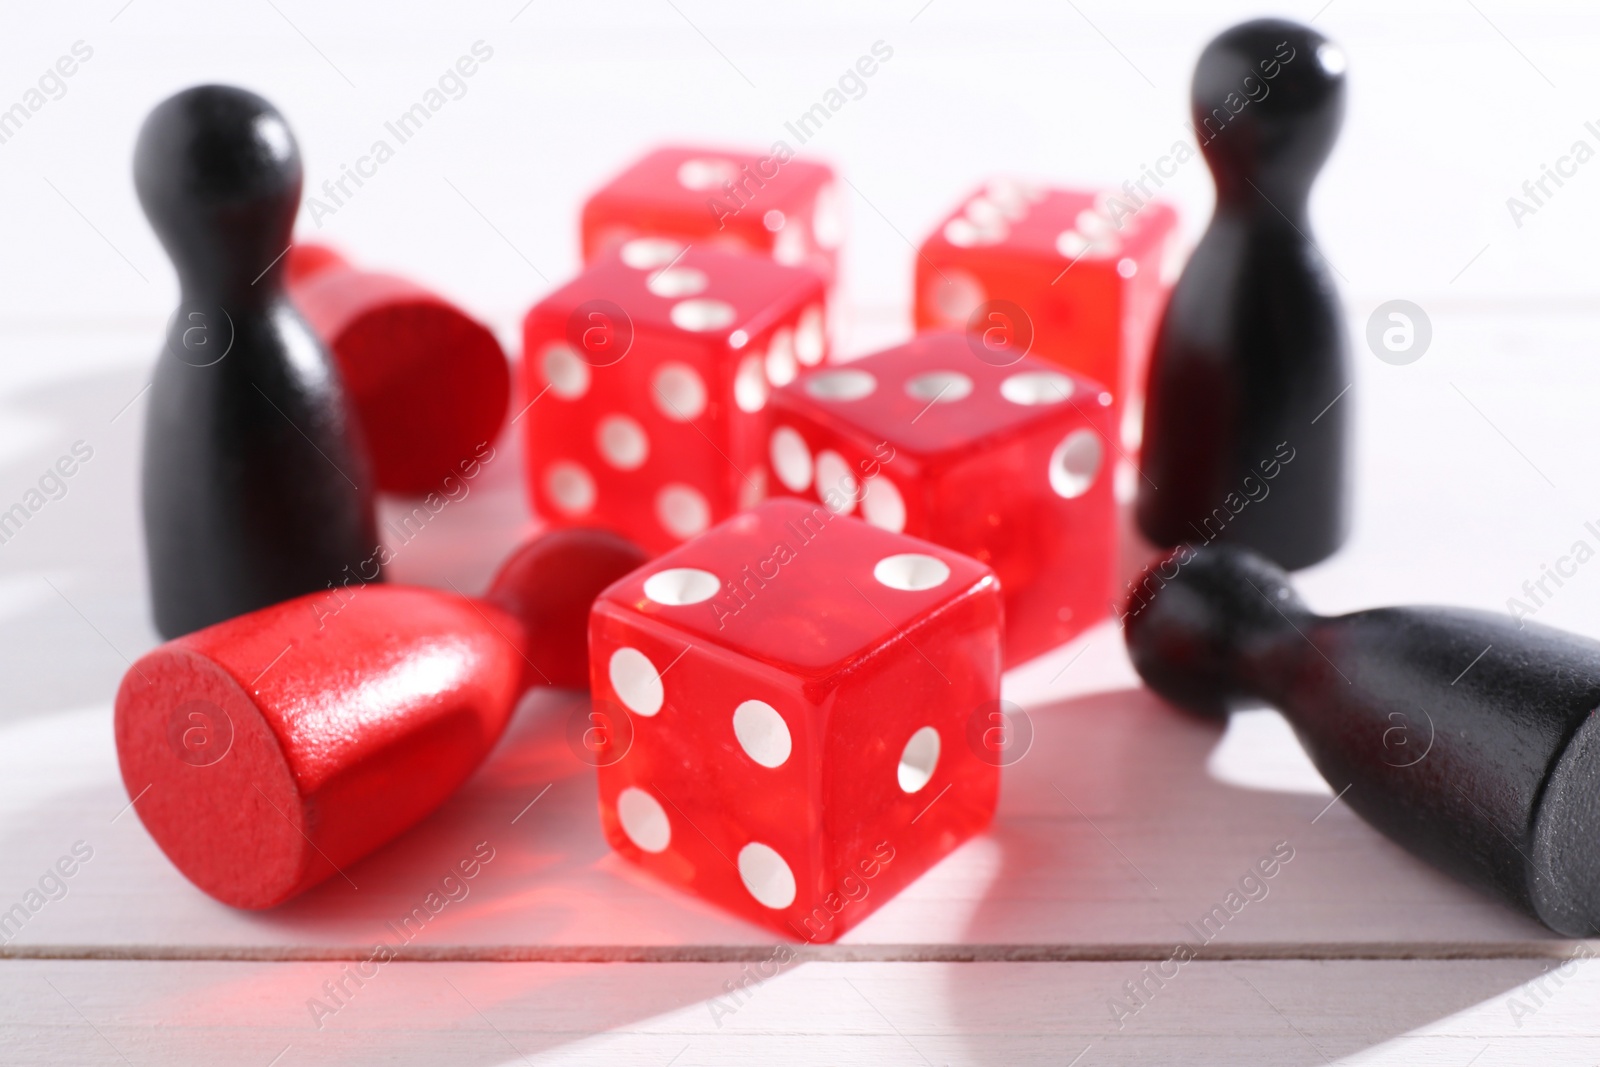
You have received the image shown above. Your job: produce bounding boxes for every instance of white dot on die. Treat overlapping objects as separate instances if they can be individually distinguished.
[766,334,798,386]
[905,370,973,404]
[652,363,707,421]
[773,224,806,266]
[873,553,950,592]
[1056,231,1091,259]
[542,343,590,399]
[805,368,875,402]
[735,354,769,413]
[770,426,813,492]
[657,483,711,540]
[544,461,595,515]
[812,182,845,250]
[928,269,985,327]
[763,209,786,232]
[617,787,671,852]
[1050,428,1104,499]
[861,477,906,533]
[738,842,797,909]
[897,726,941,793]
[678,157,740,190]
[609,647,663,717]
[670,299,738,333]
[815,451,858,515]
[733,699,792,768]
[619,238,685,270]
[1000,371,1074,406]
[795,306,826,366]
[596,414,649,470]
[643,567,721,606]
[647,266,709,298]
[1116,257,1138,279]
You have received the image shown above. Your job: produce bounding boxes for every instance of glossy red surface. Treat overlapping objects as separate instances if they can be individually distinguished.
[581,146,841,287]
[767,333,1118,667]
[588,499,1002,941]
[523,245,828,555]
[287,242,511,495]
[113,528,645,909]
[913,181,1178,448]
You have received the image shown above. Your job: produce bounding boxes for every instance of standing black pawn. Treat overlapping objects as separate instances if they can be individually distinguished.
[1124,544,1600,937]
[136,85,380,638]
[1138,19,1350,570]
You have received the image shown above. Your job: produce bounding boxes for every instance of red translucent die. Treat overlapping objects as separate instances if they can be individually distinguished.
[588,499,1001,941]
[913,180,1178,449]
[523,244,829,555]
[581,145,843,288]
[768,332,1117,667]
[114,528,645,909]
[287,243,510,495]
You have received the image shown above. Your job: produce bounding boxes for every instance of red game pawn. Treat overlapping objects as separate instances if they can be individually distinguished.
[287,243,511,495]
[114,528,645,909]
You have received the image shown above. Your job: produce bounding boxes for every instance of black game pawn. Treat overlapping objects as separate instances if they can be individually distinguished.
[1138,19,1351,570]
[1124,544,1600,936]
[135,85,380,638]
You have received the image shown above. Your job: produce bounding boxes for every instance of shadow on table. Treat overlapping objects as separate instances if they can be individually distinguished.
[940,685,1556,1064]
[0,362,156,721]
[0,357,532,726]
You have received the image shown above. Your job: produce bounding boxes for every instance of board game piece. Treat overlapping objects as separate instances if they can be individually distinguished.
[587,499,1001,942]
[915,180,1177,454]
[768,331,1116,666]
[1124,543,1600,936]
[524,241,827,555]
[1137,19,1350,569]
[286,242,510,495]
[135,85,379,638]
[582,146,842,290]
[114,527,646,909]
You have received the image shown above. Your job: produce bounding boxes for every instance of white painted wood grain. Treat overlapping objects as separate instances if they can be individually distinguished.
[4,958,1600,1065]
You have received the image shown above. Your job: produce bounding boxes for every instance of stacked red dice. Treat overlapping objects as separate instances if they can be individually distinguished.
[582,146,843,290]
[767,332,1117,667]
[523,240,828,555]
[914,180,1178,451]
[588,499,1001,941]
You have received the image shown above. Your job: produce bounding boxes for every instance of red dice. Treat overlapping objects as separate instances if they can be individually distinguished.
[588,499,1001,941]
[523,242,828,555]
[914,180,1178,450]
[767,332,1117,667]
[581,146,843,288]
[286,243,510,495]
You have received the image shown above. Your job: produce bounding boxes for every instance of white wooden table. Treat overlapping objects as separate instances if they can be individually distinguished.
[8,0,1600,1061]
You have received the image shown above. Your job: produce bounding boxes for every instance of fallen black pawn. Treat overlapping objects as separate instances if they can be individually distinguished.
[1123,543,1600,936]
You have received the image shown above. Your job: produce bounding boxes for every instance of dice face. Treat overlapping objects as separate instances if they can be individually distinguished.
[768,332,1117,667]
[582,146,843,288]
[589,499,1001,941]
[523,244,829,555]
[914,179,1179,450]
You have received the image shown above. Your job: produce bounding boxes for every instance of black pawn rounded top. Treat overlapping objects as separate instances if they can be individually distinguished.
[134,85,301,296]
[1193,18,1347,200]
